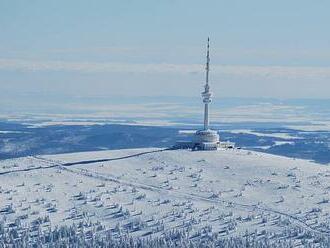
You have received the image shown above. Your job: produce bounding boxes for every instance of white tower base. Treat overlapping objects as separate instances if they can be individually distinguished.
[193,129,220,150]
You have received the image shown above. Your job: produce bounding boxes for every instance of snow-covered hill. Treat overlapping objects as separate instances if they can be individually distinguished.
[1,148,330,247]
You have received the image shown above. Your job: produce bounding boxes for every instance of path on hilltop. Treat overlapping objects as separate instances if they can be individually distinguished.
[0,148,168,176]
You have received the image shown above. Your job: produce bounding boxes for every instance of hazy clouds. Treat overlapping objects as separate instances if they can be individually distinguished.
[1,58,330,79]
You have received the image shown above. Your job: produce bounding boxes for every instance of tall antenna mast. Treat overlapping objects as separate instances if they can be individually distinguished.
[206,37,210,89]
[202,37,212,130]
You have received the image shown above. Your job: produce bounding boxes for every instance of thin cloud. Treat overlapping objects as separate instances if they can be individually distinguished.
[1,58,330,79]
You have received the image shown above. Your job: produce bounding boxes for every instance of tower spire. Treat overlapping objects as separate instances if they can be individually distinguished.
[206,37,210,88]
[202,37,212,130]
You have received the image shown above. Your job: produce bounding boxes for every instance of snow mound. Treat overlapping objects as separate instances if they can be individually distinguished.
[1,148,330,246]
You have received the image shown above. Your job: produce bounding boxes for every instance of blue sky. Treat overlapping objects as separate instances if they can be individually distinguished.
[1,0,330,100]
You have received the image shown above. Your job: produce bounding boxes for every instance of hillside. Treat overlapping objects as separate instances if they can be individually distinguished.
[1,148,330,247]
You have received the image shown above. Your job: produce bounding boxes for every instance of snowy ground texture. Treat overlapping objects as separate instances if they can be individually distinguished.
[1,148,330,247]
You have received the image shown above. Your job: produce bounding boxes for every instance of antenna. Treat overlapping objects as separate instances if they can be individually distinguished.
[202,37,212,130]
[205,37,210,89]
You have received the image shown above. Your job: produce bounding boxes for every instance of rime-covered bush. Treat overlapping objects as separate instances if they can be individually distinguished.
[1,219,330,248]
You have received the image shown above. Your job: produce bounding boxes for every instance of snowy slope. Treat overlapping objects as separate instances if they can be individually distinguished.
[0,148,330,245]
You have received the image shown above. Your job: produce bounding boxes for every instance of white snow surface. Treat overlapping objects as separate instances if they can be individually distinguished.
[1,148,330,240]
[228,129,301,139]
